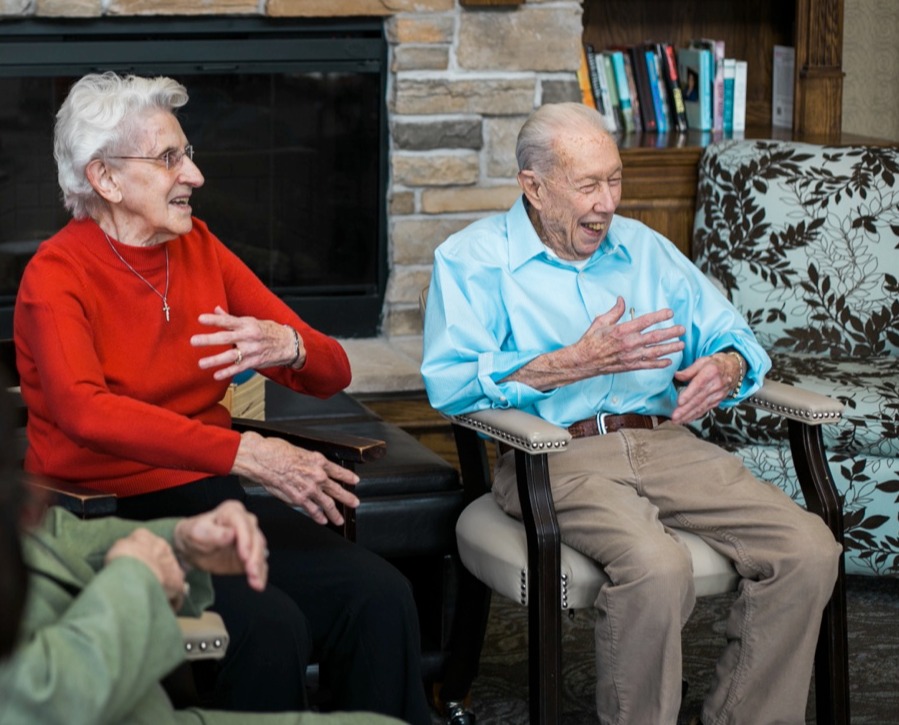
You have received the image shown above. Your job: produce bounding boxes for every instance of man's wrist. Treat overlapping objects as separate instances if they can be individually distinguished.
[722,350,746,398]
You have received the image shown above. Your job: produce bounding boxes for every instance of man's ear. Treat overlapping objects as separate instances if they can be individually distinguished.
[518,170,543,210]
[85,159,123,204]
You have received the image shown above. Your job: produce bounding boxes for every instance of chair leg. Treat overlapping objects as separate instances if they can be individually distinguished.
[788,421,850,725]
[517,451,562,725]
[436,563,492,705]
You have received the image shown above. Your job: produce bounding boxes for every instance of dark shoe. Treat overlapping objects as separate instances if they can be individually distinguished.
[445,701,476,725]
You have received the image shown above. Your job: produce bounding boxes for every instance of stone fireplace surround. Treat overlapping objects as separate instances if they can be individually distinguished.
[0,0,584,393]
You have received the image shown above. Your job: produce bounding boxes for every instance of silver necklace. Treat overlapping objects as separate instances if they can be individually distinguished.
[103,232,171,321]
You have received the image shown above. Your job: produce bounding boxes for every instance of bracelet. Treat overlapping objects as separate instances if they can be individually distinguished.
[285,325,301,368]
[725,351,746,398]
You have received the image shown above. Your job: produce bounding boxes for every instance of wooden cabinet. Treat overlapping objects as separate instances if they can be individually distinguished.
[582,0,846,257]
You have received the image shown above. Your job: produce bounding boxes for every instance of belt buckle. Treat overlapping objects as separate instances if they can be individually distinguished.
[596,412,610,435]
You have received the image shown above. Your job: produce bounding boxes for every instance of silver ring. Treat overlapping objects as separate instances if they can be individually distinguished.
[235,347,243,365]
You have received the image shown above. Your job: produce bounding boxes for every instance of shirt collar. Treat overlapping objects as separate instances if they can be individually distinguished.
[507,196,629,271]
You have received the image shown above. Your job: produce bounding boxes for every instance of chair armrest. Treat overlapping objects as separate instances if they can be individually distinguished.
[178,611,229,661]
[746,380,843,425]
[29,475,117,519]
[231,417,387,465]
[448,408,572,454]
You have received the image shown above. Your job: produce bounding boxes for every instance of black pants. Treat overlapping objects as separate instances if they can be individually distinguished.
[115,476,431,725]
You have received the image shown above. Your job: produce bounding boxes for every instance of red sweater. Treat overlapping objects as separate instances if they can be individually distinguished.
[14,217,351,497]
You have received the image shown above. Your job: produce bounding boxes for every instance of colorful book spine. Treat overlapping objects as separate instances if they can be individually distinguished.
[722,57,736,132]
[629,45,657,132]
[660,43,688,133]
[609,50,636,133]
[732,59,748,132]
[578,44,598,110]
[620,51,643,133]
[644,46,668,133]
[676,46,713,131]
[602,52,625,132]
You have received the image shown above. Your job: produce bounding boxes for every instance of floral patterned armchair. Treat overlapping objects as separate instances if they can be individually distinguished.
[692,139,899,577]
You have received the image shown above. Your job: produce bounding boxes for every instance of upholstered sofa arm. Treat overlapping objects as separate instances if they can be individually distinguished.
[449,409,572,454]
[746,380,844,426]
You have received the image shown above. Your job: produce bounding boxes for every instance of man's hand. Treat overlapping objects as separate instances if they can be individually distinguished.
[191,305,306,380]
[504,296,686,391]
[231,433,360,526]
[173,500,269,592]
[671,351,744,424]
[105,529,187,610]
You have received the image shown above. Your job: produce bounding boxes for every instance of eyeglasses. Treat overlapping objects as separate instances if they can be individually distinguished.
[109,144,194,171]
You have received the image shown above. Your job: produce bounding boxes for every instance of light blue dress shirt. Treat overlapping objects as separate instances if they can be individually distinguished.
[421,197,771,426]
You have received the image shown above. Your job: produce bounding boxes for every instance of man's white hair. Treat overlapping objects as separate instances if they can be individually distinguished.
[516,102,612,177]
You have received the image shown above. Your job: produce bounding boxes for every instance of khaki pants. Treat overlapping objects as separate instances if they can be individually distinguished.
[492,422,840,725]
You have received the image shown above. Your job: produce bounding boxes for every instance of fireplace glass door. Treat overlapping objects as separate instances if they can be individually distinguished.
[0,18,387,337]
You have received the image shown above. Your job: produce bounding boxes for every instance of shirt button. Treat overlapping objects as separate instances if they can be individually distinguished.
[611,396,620,405]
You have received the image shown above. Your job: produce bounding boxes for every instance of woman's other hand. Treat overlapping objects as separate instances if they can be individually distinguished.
[173,500,269,591]
[191,305,306,380]
[231,432,360,526]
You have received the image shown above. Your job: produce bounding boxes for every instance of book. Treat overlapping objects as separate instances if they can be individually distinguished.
[772,45,795,128]
[602,52,626,132]
[690,38,725,131]
[619,51,643,133]
[586,44,617,130]
[677,46,713,131]
[577,43,598,110]
[732,59,747,133]
[643,44,670,133]
[609,50,637,133]
[722,57,736,132]
[629,44,657,132]
[659,42,688,133]
[584,44,604,111]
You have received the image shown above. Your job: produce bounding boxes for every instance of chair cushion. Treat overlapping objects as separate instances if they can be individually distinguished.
[694,352,899,459]
[455,493,739,610]
[693,140,899,358]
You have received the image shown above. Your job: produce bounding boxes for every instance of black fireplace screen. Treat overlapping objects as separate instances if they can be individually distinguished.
[0,17,388,337]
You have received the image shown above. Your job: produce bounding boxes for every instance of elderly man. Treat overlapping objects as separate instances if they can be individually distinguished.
[421,102,840,725]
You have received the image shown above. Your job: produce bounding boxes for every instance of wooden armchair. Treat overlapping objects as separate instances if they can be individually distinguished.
[419,291,850,725]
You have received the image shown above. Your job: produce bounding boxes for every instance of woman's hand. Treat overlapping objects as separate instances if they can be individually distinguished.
[191,305,306,380]
[231,431,360,526]
[173,500,269,592]
[105,529,187,610]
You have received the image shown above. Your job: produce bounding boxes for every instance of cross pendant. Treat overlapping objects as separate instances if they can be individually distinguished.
[163,301,171,322]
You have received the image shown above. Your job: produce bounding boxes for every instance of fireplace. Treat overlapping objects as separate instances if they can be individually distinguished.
[0,17,388,338]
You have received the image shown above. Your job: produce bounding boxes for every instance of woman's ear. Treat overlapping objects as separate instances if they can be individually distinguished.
[85,159,123,204]
[518,170,543,210]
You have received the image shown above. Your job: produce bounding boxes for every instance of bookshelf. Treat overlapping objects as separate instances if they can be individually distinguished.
[582,0,849,257]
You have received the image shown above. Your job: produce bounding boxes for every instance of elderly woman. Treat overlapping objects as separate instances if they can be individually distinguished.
[13,72,430,724]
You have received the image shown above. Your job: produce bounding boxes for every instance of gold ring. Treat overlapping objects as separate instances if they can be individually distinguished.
[235,348,243,365]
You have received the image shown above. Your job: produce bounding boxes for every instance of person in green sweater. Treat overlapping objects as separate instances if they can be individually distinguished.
[0,379,404,725]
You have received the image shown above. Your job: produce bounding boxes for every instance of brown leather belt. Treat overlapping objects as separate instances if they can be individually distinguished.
[567,413,669,439]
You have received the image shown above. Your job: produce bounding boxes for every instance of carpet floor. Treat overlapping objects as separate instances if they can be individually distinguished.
[441,574,899,724]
